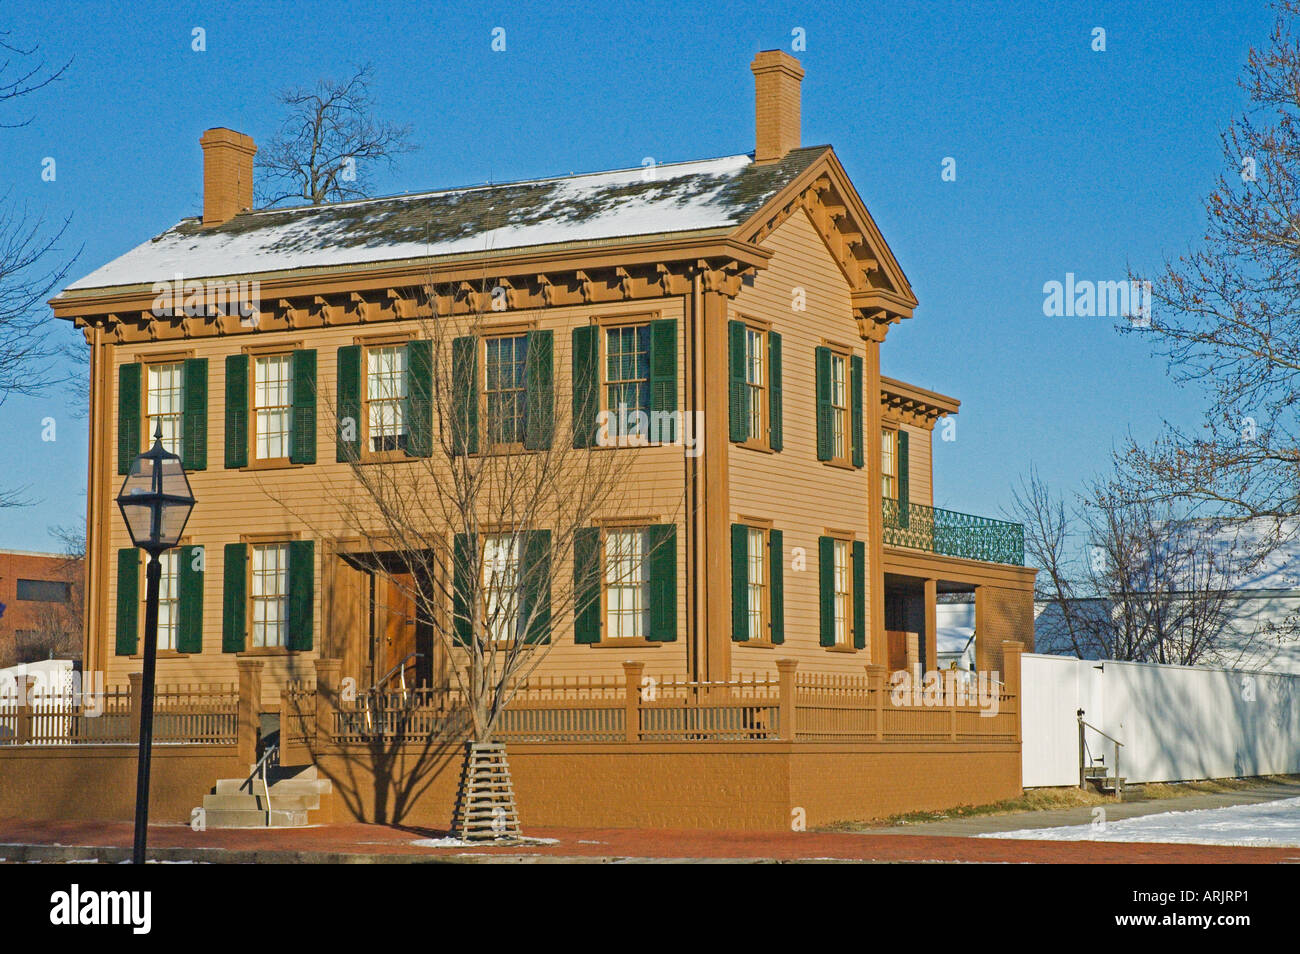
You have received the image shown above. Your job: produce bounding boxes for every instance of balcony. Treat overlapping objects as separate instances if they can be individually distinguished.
[882,498,1025,566]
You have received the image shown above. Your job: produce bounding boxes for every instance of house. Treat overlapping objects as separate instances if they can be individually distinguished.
[40,52,1038,829]
[0,549,83,667]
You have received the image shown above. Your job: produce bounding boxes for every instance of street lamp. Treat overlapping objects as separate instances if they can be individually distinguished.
[116,422,195,864]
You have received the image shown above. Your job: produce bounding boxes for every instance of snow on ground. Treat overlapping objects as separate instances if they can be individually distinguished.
[984,795,1300,847]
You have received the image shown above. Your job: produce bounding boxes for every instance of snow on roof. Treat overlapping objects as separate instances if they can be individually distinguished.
[64,147,829,291]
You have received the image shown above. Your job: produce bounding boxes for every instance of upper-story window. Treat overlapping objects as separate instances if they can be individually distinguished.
[253,354,293,461]
[15,579,71,602]
[604,324,651,439]
[745,327,767,441]
[366,345,408,453]
[829,352,848,464]
[882,428,897,499]
[146,362,184,456]
[485,334,529,447]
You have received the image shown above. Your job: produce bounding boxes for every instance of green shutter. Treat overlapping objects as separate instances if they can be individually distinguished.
[115,548,139,655]
[815,346,832,461]
[649,319,677,443]
[818,535,835,647]
[286,540,314,651]
[731,523,749,642]
[453,533,474,645]
[728,320,747,442]
[571,325,599,449]
[573,527,601,644]
[851,354,865,469]
[118,363,142,475]
[524,330,554,451]
[405,339,432,458]
[177,545,204,654]
[290,349,317,464]
[181,358,208,470]
[224,354,249,469]
[647,524,677,642]
[522,529,552,644]
[852,540,866,650]
[769,528,784,645]
[336,345,362,462]
[451,336,479,456]
[768,332,783,452]
[897,429,911,528]
[222,543,247,653]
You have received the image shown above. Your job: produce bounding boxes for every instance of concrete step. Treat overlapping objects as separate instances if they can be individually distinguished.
[202,808,309,829]
[215,776,332,796]
[204,792,323,812]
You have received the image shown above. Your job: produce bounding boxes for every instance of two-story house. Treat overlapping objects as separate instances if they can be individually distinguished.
[54,51,1035,722]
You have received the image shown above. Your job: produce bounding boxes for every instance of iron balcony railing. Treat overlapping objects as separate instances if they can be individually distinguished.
[882,498,1025,566]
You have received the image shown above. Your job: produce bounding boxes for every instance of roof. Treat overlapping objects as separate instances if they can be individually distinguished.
[64,147,831,292]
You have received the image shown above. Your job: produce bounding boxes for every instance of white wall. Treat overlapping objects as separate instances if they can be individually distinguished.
[1022,653,1300,786]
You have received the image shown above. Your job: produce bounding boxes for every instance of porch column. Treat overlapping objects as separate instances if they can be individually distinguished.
[313,658,342,748]
[923,578,938,674]
[235,658,264,764]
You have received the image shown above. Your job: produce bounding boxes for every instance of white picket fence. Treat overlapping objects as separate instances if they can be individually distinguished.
[1021,653,1300,786]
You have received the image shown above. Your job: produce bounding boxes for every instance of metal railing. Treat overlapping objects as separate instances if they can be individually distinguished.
[883,498,1025,566]
[1077,710,1123,799]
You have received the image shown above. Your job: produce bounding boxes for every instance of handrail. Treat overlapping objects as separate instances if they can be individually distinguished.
[370,653,422,695]
[1077,715,1124,747]
[238,742,280,824]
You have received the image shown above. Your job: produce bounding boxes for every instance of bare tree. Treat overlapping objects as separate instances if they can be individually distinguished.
[1125,2,1300,518]
[0,29,77,522]
[1013,466,1293,667]
[256,64,415,207]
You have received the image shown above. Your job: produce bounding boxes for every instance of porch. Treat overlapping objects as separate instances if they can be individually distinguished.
[881,498,1036,676]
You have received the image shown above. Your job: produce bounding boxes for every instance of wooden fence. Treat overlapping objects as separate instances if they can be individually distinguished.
[0,682,238,746]
[288,650,1021,748]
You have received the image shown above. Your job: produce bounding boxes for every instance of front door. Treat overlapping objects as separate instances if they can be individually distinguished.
[374,572,434,688]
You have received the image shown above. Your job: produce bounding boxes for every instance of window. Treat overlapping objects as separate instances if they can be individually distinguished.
[251,543,289,648]
[366,345,408,452]
[604,528,649,639]
[604,324,650,439]
[15,579,71,602]
[882,428,897,499]
[746,527,766,641]
[832,538,850,646]
[253,354,293,460]
[745,327,768,441]
[482,532,523,642]
[485,335,529,446]
[156,550,179,651]
[829,352,848,463]
[146,362,184,455]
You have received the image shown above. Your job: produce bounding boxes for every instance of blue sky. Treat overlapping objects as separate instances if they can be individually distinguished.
[0,0,1273,550]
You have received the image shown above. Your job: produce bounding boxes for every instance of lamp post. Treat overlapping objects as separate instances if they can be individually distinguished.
[116,422,195,864]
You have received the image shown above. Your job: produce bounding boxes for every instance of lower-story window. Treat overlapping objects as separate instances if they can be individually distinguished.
[605,528,649,639]
[251,543,289,648]
[157,549,180,651]
[483,532,523,642]
[832,538,850,645]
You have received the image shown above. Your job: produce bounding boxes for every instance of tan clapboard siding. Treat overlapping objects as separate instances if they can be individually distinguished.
[728,209,873,676]
[901,422,932,507]
[101,299,691,706]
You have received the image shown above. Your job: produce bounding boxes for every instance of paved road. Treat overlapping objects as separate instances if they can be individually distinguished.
[864,778,1300,838]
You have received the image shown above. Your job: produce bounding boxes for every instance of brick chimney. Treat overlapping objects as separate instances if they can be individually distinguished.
[751,50,803,164]
[199,127,256,227]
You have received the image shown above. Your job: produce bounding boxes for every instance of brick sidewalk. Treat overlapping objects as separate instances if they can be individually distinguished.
[1,820,1297,863]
